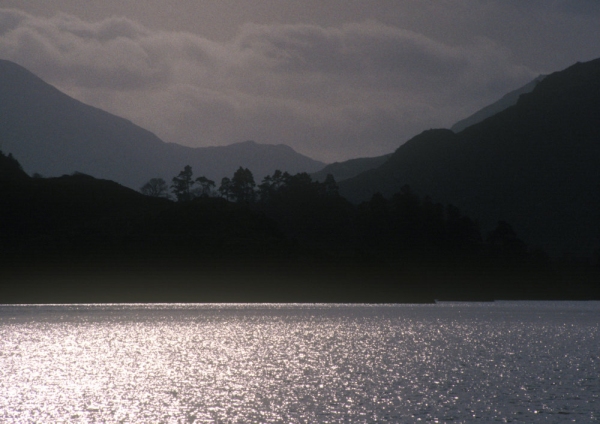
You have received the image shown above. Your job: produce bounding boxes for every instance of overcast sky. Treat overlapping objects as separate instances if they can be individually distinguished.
[1,1,599,162]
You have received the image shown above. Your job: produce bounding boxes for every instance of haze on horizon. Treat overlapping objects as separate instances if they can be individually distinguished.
[1,0,599,162]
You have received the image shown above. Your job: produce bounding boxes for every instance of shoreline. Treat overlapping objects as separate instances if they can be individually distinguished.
[2,257,598,304]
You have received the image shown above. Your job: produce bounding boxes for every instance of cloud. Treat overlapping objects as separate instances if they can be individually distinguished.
[0,8,538,161]
[232,21,532,100]
[236,21,466,78]
[0,9,172,90]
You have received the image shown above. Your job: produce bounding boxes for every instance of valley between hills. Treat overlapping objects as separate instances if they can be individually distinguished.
[1,58,599,303]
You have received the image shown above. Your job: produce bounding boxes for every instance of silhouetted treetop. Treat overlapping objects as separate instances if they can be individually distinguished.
[171,165,194,202]
[231,167,256,203]
[141,178,170,199]
[195,176,216,198]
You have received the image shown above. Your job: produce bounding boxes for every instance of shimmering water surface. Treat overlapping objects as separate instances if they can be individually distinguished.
[1,302,599,423]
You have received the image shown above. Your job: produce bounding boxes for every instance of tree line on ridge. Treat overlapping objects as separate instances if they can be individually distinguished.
[139,165,540,266]
[2,150,598,302]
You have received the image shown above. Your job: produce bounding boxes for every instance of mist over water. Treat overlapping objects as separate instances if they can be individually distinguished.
[1,302,598,423]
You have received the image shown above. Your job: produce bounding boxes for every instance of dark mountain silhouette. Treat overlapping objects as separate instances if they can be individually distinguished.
[451,75,546,133]
[2,149,598,303]
[311,153,392,182]
[0,59,324,190]
[311,75,546,181]
[2,57,599,303]
[0,152,298,303]
[339,58,600,258]
[310,76,546,182]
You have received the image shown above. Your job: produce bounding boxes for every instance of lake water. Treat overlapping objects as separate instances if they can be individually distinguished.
[1,302,599,423]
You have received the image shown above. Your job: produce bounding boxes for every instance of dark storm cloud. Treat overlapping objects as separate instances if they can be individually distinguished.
[2,4,597,161]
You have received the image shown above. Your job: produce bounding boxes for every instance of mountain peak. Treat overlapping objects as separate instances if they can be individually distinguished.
[0,59,325,189]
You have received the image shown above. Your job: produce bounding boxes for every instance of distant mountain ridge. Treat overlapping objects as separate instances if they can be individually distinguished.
[451,75,546,133]
[311,153,392,182]
[309,75,548,184]
[0,59,325,189]
[339,58,600,258]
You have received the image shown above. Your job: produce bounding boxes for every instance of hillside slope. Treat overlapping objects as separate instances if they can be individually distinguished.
[311,154,392,182]
[451,75,546,133]
[340,59,600,258]
[0,60,324,190]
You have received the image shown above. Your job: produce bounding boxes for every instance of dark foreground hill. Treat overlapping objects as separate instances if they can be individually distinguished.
[339,58,600,259]
[0,59,324,190]
[1,151,598,303]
